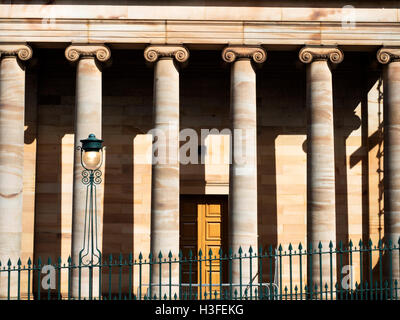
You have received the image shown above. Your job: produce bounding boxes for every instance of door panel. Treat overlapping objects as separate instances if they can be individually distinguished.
[198,201,223,298]
[180,199,198,286]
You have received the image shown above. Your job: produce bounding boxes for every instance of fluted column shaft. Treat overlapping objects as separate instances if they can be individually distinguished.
[66,44,110,298]
[377,47,400,284]
[299,46,343,291]
[222,46,266,288]
[0,44,32,298]
[144,45,189,296]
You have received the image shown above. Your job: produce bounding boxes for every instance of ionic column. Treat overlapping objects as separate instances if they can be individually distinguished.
[66,44,111,298]
[222,46,266,290]
[299,46,343,292]
[144,45,189,296]
[0,44,32,298]
[377,47,400,286]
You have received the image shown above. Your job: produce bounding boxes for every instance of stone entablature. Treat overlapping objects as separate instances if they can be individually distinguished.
[0,5,398,22]
[0,5,400,46]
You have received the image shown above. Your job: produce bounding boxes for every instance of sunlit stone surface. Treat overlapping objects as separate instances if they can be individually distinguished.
[145,45,189,295]
[66,44,110,299]
[0,43,32,298]
[223,46,266,287]
[300,46,344,291]
[378,47,400,285]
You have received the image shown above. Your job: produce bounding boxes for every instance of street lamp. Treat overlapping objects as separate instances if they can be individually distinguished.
[77,133,104,266]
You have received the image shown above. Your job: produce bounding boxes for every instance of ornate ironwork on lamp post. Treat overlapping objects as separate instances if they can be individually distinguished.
[76,134,104,266]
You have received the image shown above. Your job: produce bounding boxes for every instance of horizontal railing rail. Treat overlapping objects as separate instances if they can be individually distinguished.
[0,238,399,300]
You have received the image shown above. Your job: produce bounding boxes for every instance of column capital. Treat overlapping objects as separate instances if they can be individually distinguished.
[222,46,267,64]
[299,46,343,64]
[144,45,189,63]
[65,44,111,63]
[0,43,33,61]
[377,47,400,64]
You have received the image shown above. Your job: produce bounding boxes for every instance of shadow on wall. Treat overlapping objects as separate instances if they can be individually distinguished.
[32,49,75,297]
[349,76,384,243]
[100,49,153,294]
[255,51,383,283]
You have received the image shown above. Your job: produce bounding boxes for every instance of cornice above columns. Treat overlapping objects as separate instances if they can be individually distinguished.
[0,43,33,61]
[299,46,344,64]
[144,45,189,63]
[377,47,400,64]
[222,46,267,64]
[65,44,111,62]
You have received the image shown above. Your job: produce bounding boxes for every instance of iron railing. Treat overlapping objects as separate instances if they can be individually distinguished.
[0,238,399,300]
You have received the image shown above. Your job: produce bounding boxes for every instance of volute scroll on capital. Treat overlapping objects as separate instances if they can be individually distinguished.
[222,46,267,64]
[377,47,400,64]
[65,44,111,63]
[299,46,344,64]
[0,43,33,61]
[144,45,190,63]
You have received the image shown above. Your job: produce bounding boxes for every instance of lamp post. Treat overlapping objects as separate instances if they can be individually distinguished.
[76,133,104,267]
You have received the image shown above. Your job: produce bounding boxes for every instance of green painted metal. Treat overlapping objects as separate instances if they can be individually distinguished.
[1,238,400,300]
[80,134,103,152]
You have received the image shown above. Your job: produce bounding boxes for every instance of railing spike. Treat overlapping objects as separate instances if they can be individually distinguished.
[368,238,373,247]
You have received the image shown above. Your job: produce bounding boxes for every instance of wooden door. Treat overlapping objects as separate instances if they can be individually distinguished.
[180,195,227,299]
